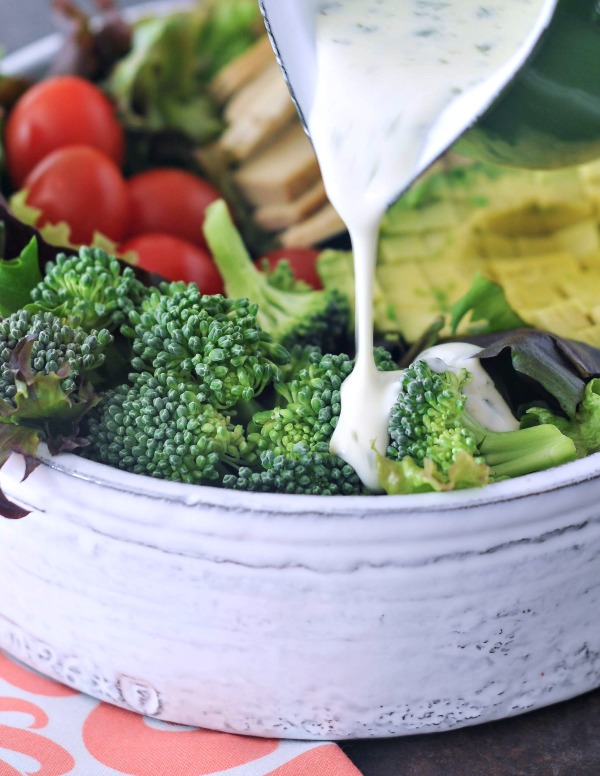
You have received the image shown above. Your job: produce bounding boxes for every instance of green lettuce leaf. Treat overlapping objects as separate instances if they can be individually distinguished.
[8,190,120,254]
[450,272,529,336]
[477,329,600,419]
[106,0,260,145]
[0,201,73,267]
[376,450,489,495]
[0,233,42,316]
[196,0,261,79]
[522,377,600,458]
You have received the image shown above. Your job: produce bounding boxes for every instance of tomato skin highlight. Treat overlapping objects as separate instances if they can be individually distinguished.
[5,75,124,188]
[24,145,130,246]
[125,168,221,250]
[120,233,225,295]
[257,247,322,289]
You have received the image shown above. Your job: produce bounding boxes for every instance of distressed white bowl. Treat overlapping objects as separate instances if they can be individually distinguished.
[2,1,600,741]
[1,448,600,739]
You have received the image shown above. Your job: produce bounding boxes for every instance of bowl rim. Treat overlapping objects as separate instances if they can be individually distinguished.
[30,444,600,517]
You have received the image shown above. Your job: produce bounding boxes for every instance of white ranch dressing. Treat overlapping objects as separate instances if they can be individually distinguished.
[304,0,550,489]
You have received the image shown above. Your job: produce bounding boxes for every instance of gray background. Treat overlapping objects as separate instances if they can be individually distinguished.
[1,0,141,54]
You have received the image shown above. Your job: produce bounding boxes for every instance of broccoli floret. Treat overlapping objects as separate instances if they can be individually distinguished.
[244,348,396,495]
[0,309,111,407]
[29,247,148,333]
[85,369,256,485]
[380,358,577,493]
[277,343,324,384]
[203,200,351,352]
[0,310,112,490]
[225,350,391,495]
[258,259,312,292]
[224,446,364,495]
[124,281,290,409]
[372,345,399,372]
[387,361,478,470]
[251,351,356,454]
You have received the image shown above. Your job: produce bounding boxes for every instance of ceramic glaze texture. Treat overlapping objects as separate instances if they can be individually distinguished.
[1,450,600,739]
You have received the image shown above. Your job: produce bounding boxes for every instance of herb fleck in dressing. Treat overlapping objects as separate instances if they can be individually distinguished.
[306,0,553,489]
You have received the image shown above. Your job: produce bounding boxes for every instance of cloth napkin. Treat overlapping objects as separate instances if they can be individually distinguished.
[0,651,362,776]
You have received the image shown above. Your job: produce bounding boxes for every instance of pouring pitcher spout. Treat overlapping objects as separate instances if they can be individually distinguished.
[259,0,600,173]
[258,0,317,133]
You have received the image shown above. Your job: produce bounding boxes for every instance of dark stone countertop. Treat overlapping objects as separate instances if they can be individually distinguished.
[341,689,600,776]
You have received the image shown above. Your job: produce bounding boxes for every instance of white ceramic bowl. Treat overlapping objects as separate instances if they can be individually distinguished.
[1,447,600,739]
[2,1,600,742]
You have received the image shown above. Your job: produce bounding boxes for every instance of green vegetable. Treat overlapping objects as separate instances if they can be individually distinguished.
[29,246,148,333]
[381,162,505,219]
[522,377,600,459]
[204,200,351,352]
[85,369,256,485]
[0,309,113,516]
[379,359,577,494]
[450,273,529,336]
[251,351,355,458]
[0,234,43,317]
[258,258,312,292]
[477,329,600,420]
[225,447,364,496]
[123,280,289,409]
[316,247,402,334]
[225,349,363,495]
[277,343,324,384]
[376,450,489,495]
[0,310,111,411]
[106,0,260,145]
[225,348,396,495]
[195,0,260,78]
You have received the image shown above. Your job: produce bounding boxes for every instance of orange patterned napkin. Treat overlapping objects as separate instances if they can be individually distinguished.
[0,652,362,776]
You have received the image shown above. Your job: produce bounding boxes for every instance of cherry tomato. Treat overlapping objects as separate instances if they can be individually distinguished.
[24,145,130,246]
[120,233,224,295]
[124,168,221,250]
[5,75,124,188]
[256,247,322,289]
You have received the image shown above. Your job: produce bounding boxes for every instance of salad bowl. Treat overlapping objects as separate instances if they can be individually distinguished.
[1,0,600,743]
[1,447,600,740]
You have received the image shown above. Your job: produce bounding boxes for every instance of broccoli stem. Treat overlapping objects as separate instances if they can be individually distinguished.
[204,199,351,352]
[479,424,577,480]
[203,199,262,301]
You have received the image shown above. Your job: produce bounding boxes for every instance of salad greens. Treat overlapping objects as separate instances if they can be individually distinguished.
[2,203,600,517]
[377,358,577,496]
[477,329,600,419]
[449,273,529,336]
[106,0,261,145]
[0,234,42,316]
[2,2,600,516]
[523,379,600,460]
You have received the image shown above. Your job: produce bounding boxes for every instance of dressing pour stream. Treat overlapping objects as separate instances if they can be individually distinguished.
[263,0,557,490]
